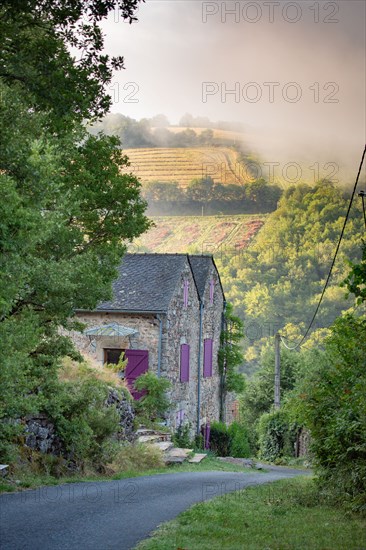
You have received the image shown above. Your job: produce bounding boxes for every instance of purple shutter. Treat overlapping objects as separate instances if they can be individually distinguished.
[203,338,213,377]
[180,344,190,382]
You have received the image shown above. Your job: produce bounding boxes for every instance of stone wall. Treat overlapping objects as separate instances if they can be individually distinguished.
[162,261,201,434]
[161,260,224,435]
[199,264,223,428]
[24,390,136,460]
[25,414,66,457]
[72,311,160,369]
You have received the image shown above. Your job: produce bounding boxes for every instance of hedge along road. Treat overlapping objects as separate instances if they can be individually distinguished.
[0,467,310,550]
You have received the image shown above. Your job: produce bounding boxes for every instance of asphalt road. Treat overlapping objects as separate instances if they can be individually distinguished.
[0,467,308,550]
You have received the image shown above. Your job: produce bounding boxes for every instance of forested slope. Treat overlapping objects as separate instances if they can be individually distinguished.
[215,180,364,372]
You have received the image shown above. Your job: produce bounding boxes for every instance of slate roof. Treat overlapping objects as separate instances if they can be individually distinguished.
[95,253,224,313]
[188,256,211,299]
[97,254,190,313]
[189,255,225,301]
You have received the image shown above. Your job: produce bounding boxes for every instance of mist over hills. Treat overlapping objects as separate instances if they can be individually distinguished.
[89,113,361,194]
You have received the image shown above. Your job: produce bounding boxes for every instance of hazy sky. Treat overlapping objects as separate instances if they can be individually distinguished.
[100,0,366,182]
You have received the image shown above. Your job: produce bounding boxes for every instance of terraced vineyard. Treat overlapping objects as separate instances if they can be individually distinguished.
[132,215,266,255]
[125,147,245,188]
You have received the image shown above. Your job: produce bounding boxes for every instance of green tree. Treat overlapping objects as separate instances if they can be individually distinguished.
[290,314,366,511]
[217,179,363,373]
[258,409,297,461]
[341,242,366,304]
[0,1,149,461]
[187,176,215,203]
[0,0,141,128]
[134,372,171,423]
[218,303,246,421]
[240,345,302,429]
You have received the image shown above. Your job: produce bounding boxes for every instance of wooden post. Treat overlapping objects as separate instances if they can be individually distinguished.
[274,333,281,409]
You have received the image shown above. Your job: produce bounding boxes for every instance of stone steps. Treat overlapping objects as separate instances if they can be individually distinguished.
[163,447,192,465]
[136,426,207,466]
[154,441,174,452]
[188,453,207,464]
[136,427,172,444]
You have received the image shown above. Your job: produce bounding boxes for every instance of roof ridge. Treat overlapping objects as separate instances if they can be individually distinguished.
[187,255,201,305]
[125,252,214,258]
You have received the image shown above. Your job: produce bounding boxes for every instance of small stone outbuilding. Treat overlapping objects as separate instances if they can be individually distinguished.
[72,253,226,435]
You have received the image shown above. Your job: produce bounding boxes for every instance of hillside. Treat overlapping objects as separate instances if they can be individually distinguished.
[163,126,246,143]
[125,147,247,188]
[132,215,266,254]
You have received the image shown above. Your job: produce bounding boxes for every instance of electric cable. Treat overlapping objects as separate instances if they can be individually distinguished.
[279,144,366,350]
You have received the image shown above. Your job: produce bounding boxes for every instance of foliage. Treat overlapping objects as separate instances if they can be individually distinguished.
[209,421,231,457]
[341,241,366,304]
[105,351,129,375]
[208,420,252,458]
[218,303,246,420]
[45,378,121,470]
[110,442,165,472]
[0,0,141,127]
[193,434,204,451]
[173,422,192,449]
[60,356,128,390]
[215,179,364,374]
[240,345,302,430]
[134,372,171,422]
[142,177,282,215]
[227,421,251,458]
[290,314,366,512]
[0,1,149,463]
[258,409,298,462]
[90,114,244,149]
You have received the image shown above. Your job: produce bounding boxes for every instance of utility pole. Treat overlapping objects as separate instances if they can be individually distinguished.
[358,190,366,229]
[274,332,281,409]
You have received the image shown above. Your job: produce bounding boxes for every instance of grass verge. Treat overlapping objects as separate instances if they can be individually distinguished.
[136,476,366,550]
[0,456,256,494]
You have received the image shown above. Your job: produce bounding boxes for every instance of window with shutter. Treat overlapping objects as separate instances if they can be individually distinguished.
[203,338,213,377]
[180,344,190,382]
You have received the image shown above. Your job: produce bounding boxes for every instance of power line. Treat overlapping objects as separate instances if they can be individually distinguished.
[280,144,366,351]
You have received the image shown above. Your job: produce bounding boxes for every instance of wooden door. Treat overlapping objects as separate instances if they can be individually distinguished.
[125,350,149,400]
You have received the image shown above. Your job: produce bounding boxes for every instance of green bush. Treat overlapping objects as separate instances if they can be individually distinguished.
[258,410,297,462]
[46,378,121,470]
[110,442,164,472]
[134,372,171,422]
[291,314,366,512]
[194,434,204,451]
[228,421,251,458]
[209,421,253,457]
[173,422,192,448]
[209,421,232,456]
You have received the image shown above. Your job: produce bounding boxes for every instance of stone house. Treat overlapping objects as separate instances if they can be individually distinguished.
[72,253,226,435]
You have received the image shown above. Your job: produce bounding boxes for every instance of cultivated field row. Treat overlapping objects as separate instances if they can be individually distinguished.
[131,215,266,255]
[124,147,245,187]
